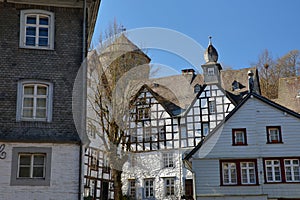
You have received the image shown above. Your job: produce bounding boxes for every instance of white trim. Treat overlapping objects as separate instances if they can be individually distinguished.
[16,80,53,122]
[19,9,55,50]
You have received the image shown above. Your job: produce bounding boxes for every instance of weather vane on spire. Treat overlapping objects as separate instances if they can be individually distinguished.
[204,36,218,63]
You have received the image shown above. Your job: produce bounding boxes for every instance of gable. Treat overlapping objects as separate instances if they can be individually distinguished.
[193,96,300,159]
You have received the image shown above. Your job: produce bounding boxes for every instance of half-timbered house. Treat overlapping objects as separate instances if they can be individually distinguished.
[121,39,260,199]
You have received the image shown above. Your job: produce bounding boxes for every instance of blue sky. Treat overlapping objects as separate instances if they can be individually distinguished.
[92,0,300,74]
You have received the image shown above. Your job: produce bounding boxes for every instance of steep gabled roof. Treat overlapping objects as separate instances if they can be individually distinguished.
[184,92,300,161]
[129,84,182,116]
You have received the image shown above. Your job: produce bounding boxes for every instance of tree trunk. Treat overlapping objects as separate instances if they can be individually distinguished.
[112,168,123,200]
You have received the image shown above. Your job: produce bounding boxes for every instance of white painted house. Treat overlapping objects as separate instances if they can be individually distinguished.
[185,92,300,200]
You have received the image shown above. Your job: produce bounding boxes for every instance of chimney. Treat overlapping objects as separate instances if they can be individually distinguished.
[248,70,254,93]
[181,68,196,84]
[181,68,195,75]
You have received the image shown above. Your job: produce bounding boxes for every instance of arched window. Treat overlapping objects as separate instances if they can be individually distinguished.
[16,80,53,122]
[20,10,55,49]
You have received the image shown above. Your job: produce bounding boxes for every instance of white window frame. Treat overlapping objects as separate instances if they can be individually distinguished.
[222,162,237,185]
[284,159,300,182]
[164,177,175,197]
[20,9,55,50]
[208,100,216,114]
[18,153,45,178]
[267,126,282,143]
[202,122,209,137]
[265,160,281,182]
[144,179,154,198]
[241,162,256,184]
[128,179,136,199]
[16,80,53,122]
[162,152,174,168]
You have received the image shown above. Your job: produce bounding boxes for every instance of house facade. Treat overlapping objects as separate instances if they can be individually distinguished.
[186,92,300,200]
[0,1,100,199]
[121,40,260,199]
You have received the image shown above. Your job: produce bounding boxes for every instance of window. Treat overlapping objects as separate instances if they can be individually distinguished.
[20,10,54,49]
[232,80,240,91]
[163,153,174,168]
[18,154,45,178]
[128,179,136,199]
[265,159,282,182]
[222,162,237,185]
[220,160,257,186]
[207,68,215,76]
[208,100,216,114]
[266,126,282,143]
[202,122,209,137]
[297,89,300,98]
[90,149,98,170]
[16,80,53,122]
[144,179,154,198]
[164,177,175,196]
[232,128,247,145]
[11,147,52,186]
[194,84,201,94]
[87,124,97,139]
[241,162,256,184]
[137,107,150,121]
[263,158,300,183]
[103,153,110,173]
[159,126,166,141]
[144,127,151,142]
[284,159,300,182]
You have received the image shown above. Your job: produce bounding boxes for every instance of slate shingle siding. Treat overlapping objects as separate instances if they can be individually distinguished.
[0,3,83,143]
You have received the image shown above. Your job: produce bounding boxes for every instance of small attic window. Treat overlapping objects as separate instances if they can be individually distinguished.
[194,84,201,93]
[232,80,240,91]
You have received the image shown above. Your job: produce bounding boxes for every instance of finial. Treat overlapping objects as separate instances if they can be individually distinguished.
[209,36,212,45]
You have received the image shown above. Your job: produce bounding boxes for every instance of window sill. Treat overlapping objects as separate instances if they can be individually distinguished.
[232,143,248,146]
[266,141,283,144]
[19,46,54,51]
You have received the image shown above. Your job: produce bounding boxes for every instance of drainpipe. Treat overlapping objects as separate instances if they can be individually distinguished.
[79,1,87,200]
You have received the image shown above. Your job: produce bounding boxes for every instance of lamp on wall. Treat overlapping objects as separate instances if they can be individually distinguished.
[84,185,90,198]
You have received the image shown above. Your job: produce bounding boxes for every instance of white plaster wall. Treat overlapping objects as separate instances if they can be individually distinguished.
[122,149,192,200]
[0,143,80,200]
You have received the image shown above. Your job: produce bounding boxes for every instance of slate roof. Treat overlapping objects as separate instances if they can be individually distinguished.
[130,67,259,116]
[274,76,300,114]
[0,126,81,143]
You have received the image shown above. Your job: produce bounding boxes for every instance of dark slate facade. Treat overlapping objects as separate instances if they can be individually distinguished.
[0,3,84,143]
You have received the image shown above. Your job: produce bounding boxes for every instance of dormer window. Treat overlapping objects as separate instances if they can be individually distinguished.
[194,84,201,94]
[207,68,215,76]
[232,80,240,91]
